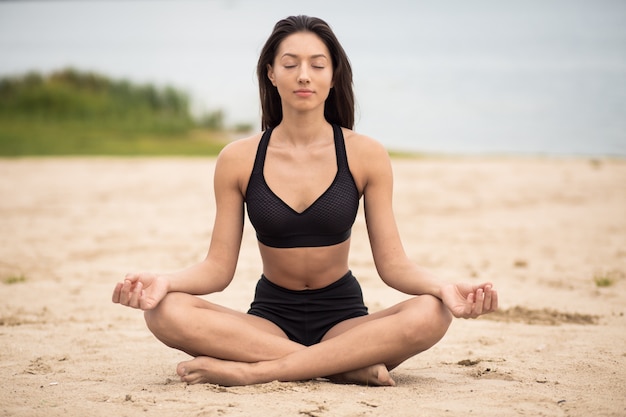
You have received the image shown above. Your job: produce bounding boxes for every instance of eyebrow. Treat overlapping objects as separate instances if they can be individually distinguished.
[280,53,329,60]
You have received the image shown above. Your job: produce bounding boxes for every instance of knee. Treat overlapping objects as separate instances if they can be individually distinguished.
[144,292,187,335]
[401,295,452,347]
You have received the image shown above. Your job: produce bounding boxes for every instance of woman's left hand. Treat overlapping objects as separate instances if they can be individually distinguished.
[440,282,498,319]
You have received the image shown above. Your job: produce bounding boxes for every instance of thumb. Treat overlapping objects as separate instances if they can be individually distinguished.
[124,272,141,284]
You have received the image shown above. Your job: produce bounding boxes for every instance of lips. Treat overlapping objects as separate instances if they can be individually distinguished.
[294,89,314,97]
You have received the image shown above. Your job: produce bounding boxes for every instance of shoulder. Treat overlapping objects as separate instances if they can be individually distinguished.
[216,131,263,165]
[213,132,263,191]
[342,128,392,190]
[342,128,389,160]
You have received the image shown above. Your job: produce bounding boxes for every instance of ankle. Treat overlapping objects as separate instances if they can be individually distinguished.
[248,360,276,385]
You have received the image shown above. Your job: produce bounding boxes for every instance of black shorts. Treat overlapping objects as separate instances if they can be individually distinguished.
[247,270,369,346]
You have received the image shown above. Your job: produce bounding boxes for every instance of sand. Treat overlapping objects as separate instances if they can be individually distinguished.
[1,156,625,417]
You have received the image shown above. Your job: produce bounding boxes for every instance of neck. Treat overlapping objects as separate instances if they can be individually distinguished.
[275,112,331,146]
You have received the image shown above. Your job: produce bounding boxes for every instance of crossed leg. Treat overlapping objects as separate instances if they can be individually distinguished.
[144,292,452,386]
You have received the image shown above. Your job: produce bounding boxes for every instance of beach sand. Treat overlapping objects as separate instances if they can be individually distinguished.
[1,156,625,416]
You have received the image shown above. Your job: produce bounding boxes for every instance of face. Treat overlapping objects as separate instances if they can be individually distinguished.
[267,32,334,114]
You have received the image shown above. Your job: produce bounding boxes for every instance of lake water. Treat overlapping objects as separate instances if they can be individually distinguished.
[1,0,625,156]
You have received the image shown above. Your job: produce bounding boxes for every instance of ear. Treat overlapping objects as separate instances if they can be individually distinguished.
[267,64,276,86]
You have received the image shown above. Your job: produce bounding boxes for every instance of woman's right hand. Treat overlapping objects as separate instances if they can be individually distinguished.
[112,272,170,310]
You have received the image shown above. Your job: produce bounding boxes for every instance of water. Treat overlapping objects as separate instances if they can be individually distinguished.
[1,0,625,156]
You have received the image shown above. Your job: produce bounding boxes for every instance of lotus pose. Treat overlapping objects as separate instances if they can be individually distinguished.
[112,15,498,387]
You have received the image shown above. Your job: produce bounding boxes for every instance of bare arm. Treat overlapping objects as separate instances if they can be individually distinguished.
[355,137,443,296]
[352,135,497,317]
[113,139,254,309]
[165,143,246,294]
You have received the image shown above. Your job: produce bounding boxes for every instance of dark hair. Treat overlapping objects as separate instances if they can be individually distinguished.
[257,15,355,130]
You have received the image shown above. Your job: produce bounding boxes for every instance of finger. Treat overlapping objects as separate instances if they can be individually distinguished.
[128,281,143,309]
[483,285,493,311]
[112,282,123,303]
[466,291,475,310]
[472,288,485,317]
[490,289,499,312]
[121,279,133,305]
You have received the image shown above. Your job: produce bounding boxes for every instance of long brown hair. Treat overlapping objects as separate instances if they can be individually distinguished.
[257,15,355,130]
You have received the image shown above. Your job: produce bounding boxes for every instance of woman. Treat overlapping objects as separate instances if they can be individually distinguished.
[112,15,497,387]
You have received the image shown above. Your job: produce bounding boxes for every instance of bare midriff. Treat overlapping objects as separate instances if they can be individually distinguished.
[258,239,351,290]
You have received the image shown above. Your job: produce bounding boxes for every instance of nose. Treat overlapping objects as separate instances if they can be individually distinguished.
[297,66,310,84]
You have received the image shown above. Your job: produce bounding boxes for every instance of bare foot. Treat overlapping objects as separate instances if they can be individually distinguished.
[178,357,395,387]
[327,363,396,386]
[177,357,254,386]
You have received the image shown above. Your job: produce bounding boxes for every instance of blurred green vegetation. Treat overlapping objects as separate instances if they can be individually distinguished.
[0,68,243,156]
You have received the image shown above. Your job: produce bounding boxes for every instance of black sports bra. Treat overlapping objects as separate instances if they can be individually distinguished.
[245,124,360,248]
